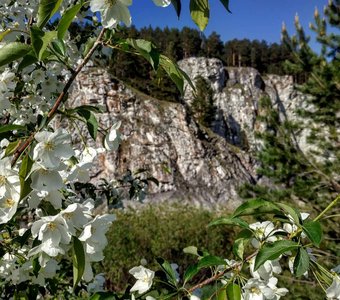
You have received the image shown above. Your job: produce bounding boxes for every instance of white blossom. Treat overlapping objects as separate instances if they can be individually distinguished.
[243,277,288,300]
[283,212,309,237]
[29,214,72,257]
[33,129,74,169]
[0,157,20,197]
[28,190,64,209]
[0,189,20,224]
[30,167,64,192]
[90,0,132,28]
[326,275,340,299]
[104,121,122,151]
[61,200,94,234]
[249,258,282,281]
[249,221,277,248]
[129,265,154,294]
[79,214,115,260]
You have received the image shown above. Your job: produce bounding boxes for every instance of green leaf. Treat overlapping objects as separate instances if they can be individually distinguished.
[183,245,199,256]
[233,199,280,217]
[293,247,309,277]
[74,105,103,114]
[217,287,227,300]
[83,37,96,57]
[302,220,323,247]
[190,0,210,31]
[276,203,301,225]
[58,3,82,39]
[51,39,66,57]
[233,229,252,259]
[4,140,21,157]
[37,0,63,28]
[219,0,232,13]
[90,292,116,300]
[226,283,241,300]
[156,258,178,286]
[72,236,85,289]
[254,240,299,271]
[0,29,12,42]
[30,27,57,61]
[183,264,199,283]
[197,255,227,269]
[171,0,181,18]
[76,109,99,140]
[126,38,160,70]
[159,54,186,94]
[209,216,249,229]
[0,125,26,134]
[233,238,245,260]
[0,42,31,67]
[19,154,34,200]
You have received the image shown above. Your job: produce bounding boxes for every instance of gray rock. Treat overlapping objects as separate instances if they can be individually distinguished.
[67,57,307,208]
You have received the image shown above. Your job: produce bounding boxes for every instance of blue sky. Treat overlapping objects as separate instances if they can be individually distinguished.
[130,1,329,48]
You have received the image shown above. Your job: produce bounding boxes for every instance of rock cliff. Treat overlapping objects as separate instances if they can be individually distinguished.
[68,58,304,208]
[178,57,307,151]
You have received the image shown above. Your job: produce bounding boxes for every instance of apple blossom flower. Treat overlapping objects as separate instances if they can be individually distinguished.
[0,69,16,93]
[79,214,115,259]
[90,0,132,28]
[29,214,72,257]
[28,190,64,209]
[0,157,20,197]
[243,277,288,300]
[0,189,20,224]
[283,212,309,237]
[326,275,340,299]
[249,221,278,248]
[33,129,74,169]
[249,258,282,281]
[61,201,94,234]
[104,121,122,151]
[67,162,92,183]
[30,167,64,192]
[129,265,155,294]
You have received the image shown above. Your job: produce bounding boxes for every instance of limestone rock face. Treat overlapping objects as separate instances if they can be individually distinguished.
[68,58,304,207]
[69,63,256,208]
[178,57,306,151]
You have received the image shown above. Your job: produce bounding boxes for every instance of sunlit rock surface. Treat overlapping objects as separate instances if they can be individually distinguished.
[68,58,305,207]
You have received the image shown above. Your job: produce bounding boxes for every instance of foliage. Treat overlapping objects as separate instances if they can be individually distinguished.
[191,75,215,127]
[0,0,338,299]
[91,26,296,102]
[98,204,237,291]
[240,1,340,208]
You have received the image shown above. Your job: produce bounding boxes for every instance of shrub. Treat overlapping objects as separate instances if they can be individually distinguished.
[96,203,236,291]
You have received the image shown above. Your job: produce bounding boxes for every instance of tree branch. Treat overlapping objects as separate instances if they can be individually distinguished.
[11,28,106,167]
[187,252,257,294]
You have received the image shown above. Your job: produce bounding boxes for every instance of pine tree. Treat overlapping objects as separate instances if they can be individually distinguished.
[240,0,340,208]
[191,76,215,127]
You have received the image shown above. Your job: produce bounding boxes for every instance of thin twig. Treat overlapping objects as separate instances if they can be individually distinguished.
[11,28,106,167]
[187,252,257,294]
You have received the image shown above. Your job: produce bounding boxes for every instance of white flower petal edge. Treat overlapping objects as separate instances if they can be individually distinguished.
[326,275,340,300]
[90,0,132,28]
[129,265,154,294]
[152,0,171,7]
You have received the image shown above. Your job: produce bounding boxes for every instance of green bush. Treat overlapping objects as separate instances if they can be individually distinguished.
[96,203,236,291]
[96,203,337,298]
